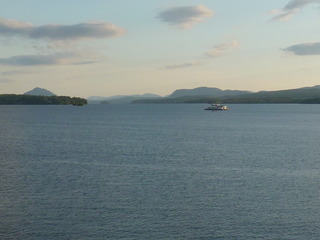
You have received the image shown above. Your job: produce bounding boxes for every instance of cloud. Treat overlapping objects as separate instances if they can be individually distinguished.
[270,0,320,21]
[1,70,34,75]
[0,18,123,66]
[158,5,214,29]
[161,40,239,70]
[0,18,125,41]
[284,0,320,9]
[282,42,320,55]
[206,40,239,58]
[0,18,32,36]
[0,54,70,66]
[161,61,200,70]
[0,51,102,66]
[0,78,13,83]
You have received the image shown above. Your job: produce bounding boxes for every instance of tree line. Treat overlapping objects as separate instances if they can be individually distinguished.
[0,94,87,105]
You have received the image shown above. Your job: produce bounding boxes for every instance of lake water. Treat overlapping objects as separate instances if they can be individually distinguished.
[1,104,320,240]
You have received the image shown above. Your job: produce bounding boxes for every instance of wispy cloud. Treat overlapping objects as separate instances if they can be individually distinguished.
[0,53,71,66]
[161,40,239,70]
[270,0,320,21]
[0,78,13,83]
[161,61,200,70]
[158,5,214,29]
[1,70,34,75]
[282,42,320,55]
[0,51,103,66]
[0,18,125,41]
[206,40,239,58]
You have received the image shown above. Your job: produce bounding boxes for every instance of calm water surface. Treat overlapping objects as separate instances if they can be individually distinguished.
[1,104,320,240]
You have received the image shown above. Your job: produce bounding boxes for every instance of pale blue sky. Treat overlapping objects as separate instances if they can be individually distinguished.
[1,0,320,97]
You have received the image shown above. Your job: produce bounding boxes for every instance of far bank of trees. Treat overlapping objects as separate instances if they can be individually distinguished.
[0,94,87,105]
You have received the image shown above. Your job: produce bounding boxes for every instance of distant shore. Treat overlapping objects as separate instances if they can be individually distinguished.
[0,94,87,105]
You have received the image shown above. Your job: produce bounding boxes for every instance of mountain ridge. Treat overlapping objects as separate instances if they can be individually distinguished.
[132,85,320,104]
[24,87,56,96]
[87,93,161,104]
[170,87,251,98]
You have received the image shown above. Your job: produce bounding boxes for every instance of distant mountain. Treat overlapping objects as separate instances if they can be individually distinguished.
[87,93,161,104]
[133,85,320,104]
[222,85,320,103]
[169,87,251,98]
[24,87,56,96]
[301,85,320,90]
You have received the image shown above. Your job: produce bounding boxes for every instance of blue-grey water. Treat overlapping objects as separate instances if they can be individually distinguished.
[1,104,320,240]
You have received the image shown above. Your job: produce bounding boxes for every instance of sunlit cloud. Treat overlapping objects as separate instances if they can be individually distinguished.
[0,18,126,41]
[161,61,201,70]
[206,40,239,58]
[0,18,124,66]
[270,0,320,21]
[282,42,320,55]
[158,5,214,29]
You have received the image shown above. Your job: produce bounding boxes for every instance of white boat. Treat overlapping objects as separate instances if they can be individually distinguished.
[205,104,229,111]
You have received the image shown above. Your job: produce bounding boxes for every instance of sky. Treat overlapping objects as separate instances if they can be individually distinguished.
[1,0,320,98]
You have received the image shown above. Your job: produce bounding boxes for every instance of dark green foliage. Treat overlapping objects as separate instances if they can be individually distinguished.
[301,98,320,104]
[222,88,320,103]
[0,94,87,105]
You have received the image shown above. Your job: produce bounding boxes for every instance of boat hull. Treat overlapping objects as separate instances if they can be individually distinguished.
[204,104,228,111]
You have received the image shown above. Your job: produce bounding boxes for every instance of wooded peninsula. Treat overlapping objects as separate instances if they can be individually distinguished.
[0,94,87,106]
